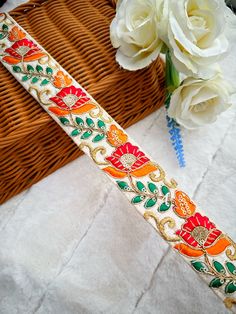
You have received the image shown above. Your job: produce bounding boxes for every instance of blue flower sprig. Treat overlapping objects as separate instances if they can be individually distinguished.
[165,50,186,167]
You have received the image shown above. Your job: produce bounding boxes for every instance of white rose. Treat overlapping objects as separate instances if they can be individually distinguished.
[110,0,164,70]
[167,75,232,129]
[164,0,229,79]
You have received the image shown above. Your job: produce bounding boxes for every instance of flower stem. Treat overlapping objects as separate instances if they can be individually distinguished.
[165,50,180,95]
[127,173,164,200]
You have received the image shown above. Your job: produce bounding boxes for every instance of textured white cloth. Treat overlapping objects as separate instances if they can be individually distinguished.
[0,1,236,313]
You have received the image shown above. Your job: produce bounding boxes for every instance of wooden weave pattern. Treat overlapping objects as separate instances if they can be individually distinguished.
[0,0,166,204]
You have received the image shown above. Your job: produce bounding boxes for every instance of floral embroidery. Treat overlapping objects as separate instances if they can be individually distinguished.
[52,70,72,89]
[3,39,46,64]
[103,142,157,178]
[1,13,236,309]
[107,124,128,147]
[173,190,196,218]
[8,26,25,42]
[49,86,96,115]
[174,213,231,257]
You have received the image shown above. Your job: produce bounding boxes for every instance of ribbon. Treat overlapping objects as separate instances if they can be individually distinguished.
[0,13,236,311]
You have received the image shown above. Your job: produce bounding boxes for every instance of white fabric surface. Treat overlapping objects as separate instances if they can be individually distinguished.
[1,1,236,313]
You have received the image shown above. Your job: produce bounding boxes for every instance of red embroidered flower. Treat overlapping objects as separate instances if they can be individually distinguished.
[103,142,157,178]
[49,86,96,116]
[175,213,230,257]
[2,38,46,64]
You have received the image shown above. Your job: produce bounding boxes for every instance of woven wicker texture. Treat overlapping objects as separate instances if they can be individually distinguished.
[0,0,166,204]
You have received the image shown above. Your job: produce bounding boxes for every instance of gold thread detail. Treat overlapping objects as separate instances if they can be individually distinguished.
[29,87,52,106]
[224,297,236,309]
[79,143,109,166]
[159,217,180,242]
[144,211,180,242]
[89,103,113,123]
[225,236,236,261]
[149,164,177,189]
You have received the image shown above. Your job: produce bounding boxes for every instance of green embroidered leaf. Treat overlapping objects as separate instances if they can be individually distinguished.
[225,281,236,294]
[148,182,157,193]
[31,77,39,84]
[81,130,92,139]
[75,117,84,126]
[22,75,30,82]
[27,64,34,72]
[0,34,4,40]
[191,260,209,273]
[226,262,236,275]
[144,198,157,208]
[36,65,43,73]
[117,181,131,191]
[97,120,106,130]
[92,133,105,143]
[71,129,81,137]
[13,66,21,73]
[131,195,145,204]
[59,117,70,125]
[213,261,226,274]
[2,24,8,31]
[209,278,225,288]
[136,181,146,192]
[159,201,171,212]
[46,67,53,75]
[86,118,95,127]
[41,79,49,86]
[161,186,170,195]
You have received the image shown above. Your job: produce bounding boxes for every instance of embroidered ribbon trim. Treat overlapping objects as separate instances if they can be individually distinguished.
[1,13,236,311]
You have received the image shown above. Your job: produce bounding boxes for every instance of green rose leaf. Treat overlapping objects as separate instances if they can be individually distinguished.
[131,195,145,204]
[226,262,236,275]
[81,130,93,139]
[97,120,106,130]
[22,75,30,82]
[46,67,53,75]
[144,198,157,208]
[71,129,81,137]
[117,181,131,191]
[86,118,95,127]
[159,201,171,212]
[59,117,70,125]
[36,65,43,73]
[148,182,157,193]
[92,133,105,143]
[191,260,209,273]
[31,77,39,84]
[209,278,225,288]
[0,34,4,40]
[75,117,84,126]
[136,181,146,192]
[41,79,49,86]
[161,186,170,195]
[27,64,34,72]
[2,24,8,31]
[213,261,226,274]
[13,66,21,73]
[225,281,236,294]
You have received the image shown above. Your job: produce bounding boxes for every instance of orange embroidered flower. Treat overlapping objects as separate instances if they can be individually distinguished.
[49,86,96,116]
[174,213,230,257]
[2,39,46,64]
[107,125,128,147]
[8,26,26,42]
[173,191,196,218]
[52,70,72,89]
[103,142,157,178]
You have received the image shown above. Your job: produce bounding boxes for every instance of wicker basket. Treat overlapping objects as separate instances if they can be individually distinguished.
[0,0,166,204]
